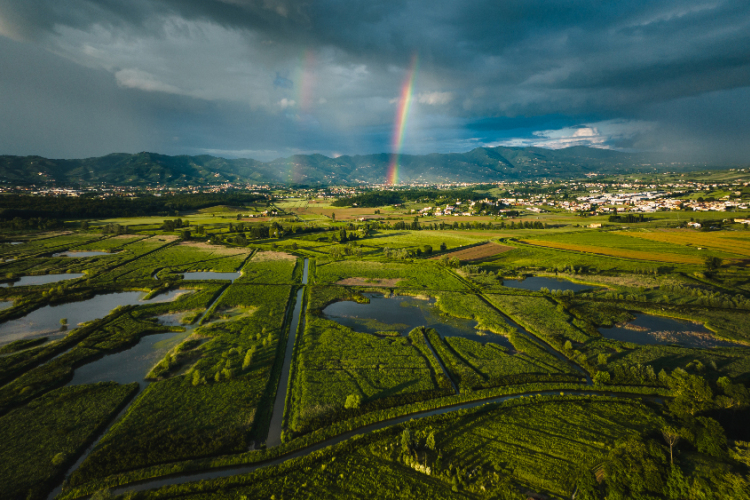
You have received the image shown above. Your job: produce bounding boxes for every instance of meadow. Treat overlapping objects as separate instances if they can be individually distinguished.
[0,183,748,500]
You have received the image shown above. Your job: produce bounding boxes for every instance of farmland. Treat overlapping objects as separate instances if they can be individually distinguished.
[0,178,748,500]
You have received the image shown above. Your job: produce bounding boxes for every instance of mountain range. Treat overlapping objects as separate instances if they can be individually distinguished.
[0,146,703,186]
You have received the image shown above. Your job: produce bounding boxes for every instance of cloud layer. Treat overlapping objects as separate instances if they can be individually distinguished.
[0,0,749,162]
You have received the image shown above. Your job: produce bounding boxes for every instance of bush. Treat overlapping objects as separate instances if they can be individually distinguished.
[593,371,611,386]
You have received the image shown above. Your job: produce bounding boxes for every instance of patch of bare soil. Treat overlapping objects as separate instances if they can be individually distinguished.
[253,250,297,261]
[179,241,250,255]
[336,277,402,286]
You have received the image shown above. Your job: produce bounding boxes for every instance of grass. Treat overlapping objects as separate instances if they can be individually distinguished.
[69,284,294,485]
[1,190,749,500]
[237,251,298,284]
[0,382,137,500]
[315,260,468,290]
[485,294,594,373]
[521,237,707,265]
[288,286,451,437]
[105,396,667,500]
[98,241,248,282]
[622,229,750,258]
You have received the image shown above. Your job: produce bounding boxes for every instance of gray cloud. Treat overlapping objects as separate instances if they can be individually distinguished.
[0,0,749,163]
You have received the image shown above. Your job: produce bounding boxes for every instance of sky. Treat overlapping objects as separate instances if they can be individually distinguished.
[0,0,749,163]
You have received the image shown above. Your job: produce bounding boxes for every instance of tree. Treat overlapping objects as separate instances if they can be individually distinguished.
[80,221,89,231]
[242,348,255,370]
[715,376,750,409]
[593,371,610,386]
[60,318,67,325]
[344,394,361,409]
[564,340,573,350]
[661,426,681,464]
[401,428,412,453]
[694,417,727,458]
[575,468,602,500]
[667,371,714,416]
[603,439,667,498]
[662,464,690,500]
[440,242,447,251]
[704,255,722,271]
[426,431,436,451]
[597,353,608,366]
[192,370,202,386]
[331,212,336,221]
[51,452,67,466]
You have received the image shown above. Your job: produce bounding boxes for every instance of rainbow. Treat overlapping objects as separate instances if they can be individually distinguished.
[296,49,316,113]
[387,54,419,185]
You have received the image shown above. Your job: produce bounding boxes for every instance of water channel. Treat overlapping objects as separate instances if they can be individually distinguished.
[600,313,747,349]
[107,389,654,497]
[46,262,254,500]
[49,259,597,499]
[502,276,595,293]
[46,287,229,500]
[0,273,85,288]
[266,258,309,447]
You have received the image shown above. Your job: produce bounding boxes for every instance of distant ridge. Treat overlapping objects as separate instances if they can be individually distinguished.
[0,147,702,186]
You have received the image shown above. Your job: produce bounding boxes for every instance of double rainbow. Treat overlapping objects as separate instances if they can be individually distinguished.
[387,55,419,185]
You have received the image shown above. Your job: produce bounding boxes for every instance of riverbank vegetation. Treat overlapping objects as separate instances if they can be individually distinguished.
[0,183,748,499]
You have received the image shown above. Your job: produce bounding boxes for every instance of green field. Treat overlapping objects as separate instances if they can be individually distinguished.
[0,180,749,500]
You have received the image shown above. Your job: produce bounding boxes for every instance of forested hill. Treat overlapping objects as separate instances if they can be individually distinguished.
[0,147,694,186]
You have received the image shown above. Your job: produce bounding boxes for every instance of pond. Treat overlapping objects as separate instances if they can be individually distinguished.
[52,251,118,257]
[182,271,241,281]
[323,293,514,349]
[0,301,13,311]
[0,273,85,288]
[502,276,594,292]
[67,328,191,386]
[599,314,745,349]
[0,289,188,346]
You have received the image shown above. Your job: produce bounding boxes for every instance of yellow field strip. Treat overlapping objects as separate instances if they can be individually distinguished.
[520,239,705,265]
[619,230,750,258]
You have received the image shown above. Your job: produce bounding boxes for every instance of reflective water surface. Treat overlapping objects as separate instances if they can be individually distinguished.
[323,293,514,348]
[0,288,187,346]
[0,273,85,288]
[502,276,594,292]
[599,313,745,348]
[53,251,117,257]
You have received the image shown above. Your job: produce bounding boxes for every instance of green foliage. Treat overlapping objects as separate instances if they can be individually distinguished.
[694,417,728,458]
[344,394,361,409]
[0,382,136,500]
[603,439,668,499]
[289,294,449,436]
[593,371,611,385]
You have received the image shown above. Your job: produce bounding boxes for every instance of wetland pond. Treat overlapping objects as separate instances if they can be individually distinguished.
[502,276,594,292]
[0,288,188,346]
[68,325,190,386]
[0,273,85,288]
[52,250,118,257]
[600,314,744,349]
[323,293,514,349]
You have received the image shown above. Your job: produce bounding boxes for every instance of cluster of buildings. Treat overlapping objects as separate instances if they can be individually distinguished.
[561,190,749,214]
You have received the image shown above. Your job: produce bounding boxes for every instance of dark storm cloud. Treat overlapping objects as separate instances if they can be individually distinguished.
[0,0,749,162]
